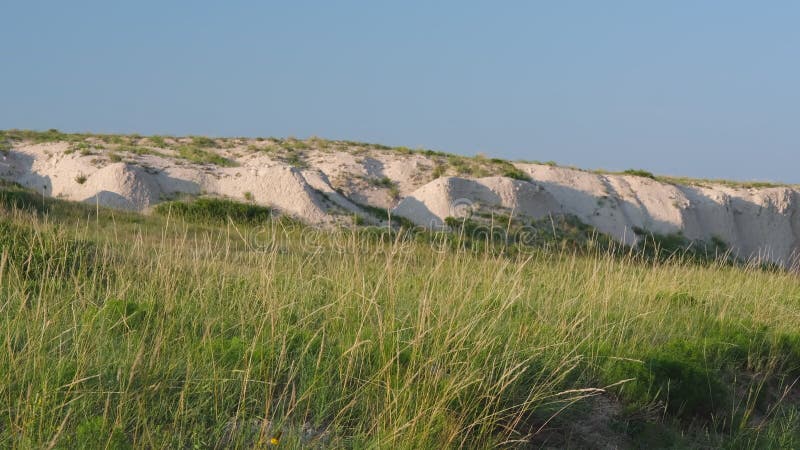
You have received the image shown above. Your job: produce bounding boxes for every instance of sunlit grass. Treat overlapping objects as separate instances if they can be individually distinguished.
[0,197,798,448]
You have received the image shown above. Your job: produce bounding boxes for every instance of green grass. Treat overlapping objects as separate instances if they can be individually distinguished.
[632,227,731,264]
[153,197,272,224]
[190,136,217,148]
[0,183,798,448]
[148,135,168,147]
[175,145,237,167]
[592,167,793,189]
[367,177,401,199]
[370,176,395,189]
[622,169,657,179]
[2,128,74,143]
[116,145,167,158]
[431,164,446,178]
[280,148,308,168]
[656,175,787,189]
[348,199,416,229]
[0,219,95,281]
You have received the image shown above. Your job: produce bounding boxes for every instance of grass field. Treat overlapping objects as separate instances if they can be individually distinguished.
[0,187,798,448]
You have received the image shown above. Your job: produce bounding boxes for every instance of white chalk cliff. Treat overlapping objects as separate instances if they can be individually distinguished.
[1,137,798,267]
[395,165,800,266]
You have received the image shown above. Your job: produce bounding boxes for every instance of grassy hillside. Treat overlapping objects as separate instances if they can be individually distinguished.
[0,185,798,448]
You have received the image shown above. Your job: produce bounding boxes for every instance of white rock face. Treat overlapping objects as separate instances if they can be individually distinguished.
[210,164,330,223]
[394,163,800,267]
[392,176,563,227]
[80,163,161,211]
[0,143,337,224]
[2,141,799,267]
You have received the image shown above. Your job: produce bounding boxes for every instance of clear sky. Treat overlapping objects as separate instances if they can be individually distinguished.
[2,2,798,182]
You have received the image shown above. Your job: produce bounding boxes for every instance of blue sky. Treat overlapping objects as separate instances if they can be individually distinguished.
[2,2,798,182]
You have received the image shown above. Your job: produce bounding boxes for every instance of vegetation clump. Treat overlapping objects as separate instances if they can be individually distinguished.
[443,213,616,256]
[154,197,272,224]
[632,227,730,264]
[116,144,166,158]
[175,145,237,166]
[348,200,416,229]
[622,169,657,179]
[148,135,168,147]
[190,135,217,148]
[0,138,11,155]
[280,148,308,168]
[3,128,72,143]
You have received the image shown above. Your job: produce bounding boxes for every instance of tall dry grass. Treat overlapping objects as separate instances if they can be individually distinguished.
[0,207,798,448]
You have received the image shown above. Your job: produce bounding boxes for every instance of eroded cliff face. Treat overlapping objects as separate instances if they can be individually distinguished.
[394,164,800,267]
[2,138,798,267]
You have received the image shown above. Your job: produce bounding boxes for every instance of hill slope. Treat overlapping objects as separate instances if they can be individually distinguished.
[0,172,798,448]
[2,129,799,267]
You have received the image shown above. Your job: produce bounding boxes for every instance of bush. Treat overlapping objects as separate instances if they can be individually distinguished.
[153,198,272,224]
